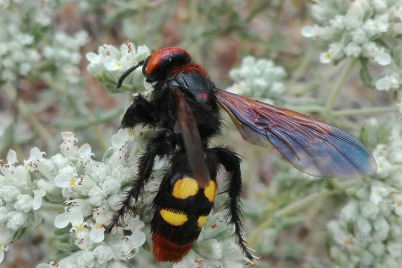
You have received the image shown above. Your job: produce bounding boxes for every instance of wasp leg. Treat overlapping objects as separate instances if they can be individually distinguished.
[212,147,253,261]
[104,130,176,233]
[121,94,157,128]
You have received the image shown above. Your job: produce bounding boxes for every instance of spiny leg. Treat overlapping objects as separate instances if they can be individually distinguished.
[104,130,176,233]
[212,147,253,261]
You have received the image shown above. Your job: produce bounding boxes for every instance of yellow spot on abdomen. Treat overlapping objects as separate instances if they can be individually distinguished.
[197,215,208,228]
[204,180,216,202]
[160,209,188,226]
[172,177,199,199]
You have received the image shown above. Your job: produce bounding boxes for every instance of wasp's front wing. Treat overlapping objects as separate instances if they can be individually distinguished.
[171,89,210,188]
[215,90,377,179]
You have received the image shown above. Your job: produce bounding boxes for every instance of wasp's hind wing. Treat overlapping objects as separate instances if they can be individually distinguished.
[215,90,377,179]
[171,89,210,188]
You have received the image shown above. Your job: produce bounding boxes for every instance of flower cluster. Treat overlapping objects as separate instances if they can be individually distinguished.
[301,0,402,91]
[0,130,148,266]
[174,212,251,268]
[227,56,286,104]
[0,1,88,85]
[0,126,249,267]
[328,120,402,267]
[42,31,89,85]
[86,42,150,93]
[0,148,50,263]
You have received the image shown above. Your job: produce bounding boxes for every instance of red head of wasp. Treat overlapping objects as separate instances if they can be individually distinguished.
[104,47,377,263]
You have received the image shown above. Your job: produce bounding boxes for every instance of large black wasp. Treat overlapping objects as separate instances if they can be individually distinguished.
[104,47,376,263]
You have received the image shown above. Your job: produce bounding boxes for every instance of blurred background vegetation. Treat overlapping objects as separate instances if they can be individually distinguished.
[0,0,394,267]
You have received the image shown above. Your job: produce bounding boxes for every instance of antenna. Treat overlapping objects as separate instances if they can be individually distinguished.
[116,60,144,89]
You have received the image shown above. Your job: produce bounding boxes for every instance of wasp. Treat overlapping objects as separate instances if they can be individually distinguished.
[104,47,377,262]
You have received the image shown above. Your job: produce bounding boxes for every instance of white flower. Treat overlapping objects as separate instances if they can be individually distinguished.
[7,211,28,230]
[369,241,385,257]
[60,132,79,158]
[89,223,105,243]
[0,229,11,263]
[0,185,21,203]
[301,25,320,38]
[87,186,107,207]
[36,261,58,268]
[92,245,114,264]
[32,189,46,210]
[89,209,108,243]
[67,208,91,248]
[373,154,392,177]
[24,147,47,173]
[126,230,146,249]
[108,129,134,165]
[55,207,84,229]
[340,201,359,222]
[303,0,400,93]
[327,220,355,247]
[0,150,18,178]
[227,56,286,103]
[124,215,145,233]
[344,42,362,57]
[355,216,372,237]
[360,200,379,219]
[372,215,389,241]
[104,59,122,71]
[387,242,402,258]
[76,250,94,267]
[320,43,343,64]
[78,143,96,172]
[55,173,82,191]
[114,237,135,259]
[392,194,402,216]
[369,47,391,66]
[86,42,150,90]
[111,129,133,149]
[13,194,33,213]
[375,74,400,91]
[100,178,121,196]
[370,185,389,205]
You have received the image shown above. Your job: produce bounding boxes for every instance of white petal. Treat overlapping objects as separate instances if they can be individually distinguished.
[29,147,44,159]
[104,60,121,71]
[129,231,146,248]
[301,26,317,38]
[61,132,76,141]
[85,52,101,63]
[55,212,71,228]
[79,144,93,157]
[6,150,18,165]
[375,51,391,66]
[320,52,332,64]
[55,173,72,188]
[89,225,105,243]
[32,189,45,210]
[70,208,84,225]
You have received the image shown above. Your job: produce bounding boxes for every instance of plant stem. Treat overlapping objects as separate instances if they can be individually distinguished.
[38,73,108,151]
[247,178,364,247]
[332,105,397,117]
[324,58,358,117]
[3,83,58,152]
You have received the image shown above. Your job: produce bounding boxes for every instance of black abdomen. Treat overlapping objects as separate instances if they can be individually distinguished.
[151,173,217,262]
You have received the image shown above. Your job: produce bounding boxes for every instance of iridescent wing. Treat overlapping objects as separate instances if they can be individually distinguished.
[171,89,210,188]
[215,90,377,179]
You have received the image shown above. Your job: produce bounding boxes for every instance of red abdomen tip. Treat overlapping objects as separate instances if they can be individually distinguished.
[152,232,194,263]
